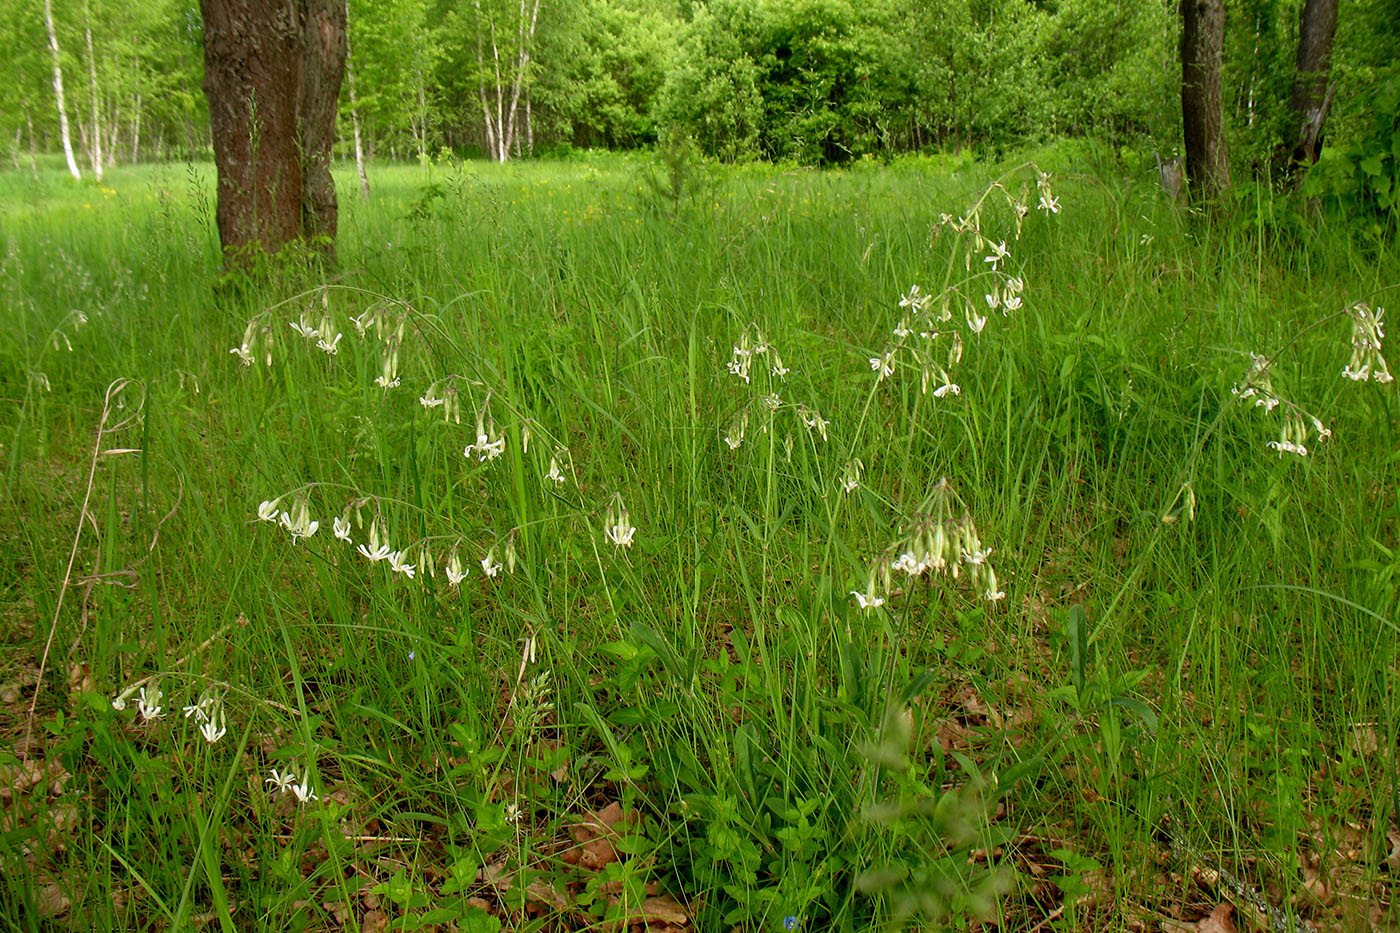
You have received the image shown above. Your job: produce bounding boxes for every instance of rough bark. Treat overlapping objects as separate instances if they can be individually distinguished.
[199,0,346,265]
[1181,0,1230,201]
[43,0,81,180]
[1273,0,1338,187]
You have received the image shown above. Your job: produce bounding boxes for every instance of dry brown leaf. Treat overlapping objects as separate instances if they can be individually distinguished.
[1196,903,1236,933]
[633,895,689,925]
[524,881,572,912]
[566,801,637,872]
[360,908,390,933]
[37,882,70,918]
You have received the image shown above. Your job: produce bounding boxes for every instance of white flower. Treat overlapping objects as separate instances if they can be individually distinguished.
[1038,193,1061,213]
[763,393,782,411]
[932,382,960,398]
[419,391,444,408]
[604,497,637,549]
[316,332,342,355]
[870,352,895,381]
[257,500,281,522]
[607,515,641,546]
[482,548,503,577]
[358,543,392,562]
[388,550,417,578]
[851,590,884,610]
[967,312,988,334]
[351,309,376,336]
[289,315,319,339]
[545,458,566,485]
[445,553,468,587]
[266,768,296,796]
[199,718,227,744]
[230,344,254,366]
[279,501,319,542]
[983,241,1009,268]
[137,684,164,721]
[771,361,791,378]
[724,433,743,450]
[892,551,931,576]
[899,285,930,313]
[375,375,401,388]
[985,290,1001,310]
[1005,276,1025,295]
[465,431,506,462]
[1002,294,1023,312]
[267,768,317,804]
[333,517,352,542]
[1267,439,1308,456]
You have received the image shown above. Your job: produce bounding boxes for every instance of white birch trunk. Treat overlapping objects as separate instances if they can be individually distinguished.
[83,10,102,180]
[345,36,369,198]
[130,95,141,163]
[44,0,81,179]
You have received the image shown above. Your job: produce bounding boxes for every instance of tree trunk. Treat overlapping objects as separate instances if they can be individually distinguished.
[199,0,347,265]
[131,95,141,163]
[1273,0,1338,187]
[1181,0,1230,201]
[345,34,369,198]
[83,6,102,180]
[43,0,82,180]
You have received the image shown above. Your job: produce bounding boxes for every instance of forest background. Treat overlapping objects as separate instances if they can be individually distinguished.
[2,0,1398,200]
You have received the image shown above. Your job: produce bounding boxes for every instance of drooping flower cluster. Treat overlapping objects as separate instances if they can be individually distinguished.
[183,690,228,744]
[721,323,829,453]
[851,477,1005,610]
[603,494,637,549]
[1232,353,1331,457]
[1342,301,1393,383]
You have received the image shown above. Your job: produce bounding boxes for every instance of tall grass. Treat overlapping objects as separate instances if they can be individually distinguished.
[1,149,1396,931]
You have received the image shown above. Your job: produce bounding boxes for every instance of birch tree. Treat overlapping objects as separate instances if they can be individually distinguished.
[42,0,80,179]
[473,0,543,162]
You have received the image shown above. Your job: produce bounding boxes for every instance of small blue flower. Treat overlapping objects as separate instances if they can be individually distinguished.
[783,918,801,931]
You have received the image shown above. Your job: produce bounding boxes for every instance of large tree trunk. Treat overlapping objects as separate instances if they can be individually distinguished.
[1181,0,1230,201]
[43,0,82,180]
[199,0,347,265]
[1273,0,1338,187]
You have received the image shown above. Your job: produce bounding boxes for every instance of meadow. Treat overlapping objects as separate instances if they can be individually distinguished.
[0,148,1397,932]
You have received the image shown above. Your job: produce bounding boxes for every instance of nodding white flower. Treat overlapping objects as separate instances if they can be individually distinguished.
[724,432,743,450]
[333,516,352,542]
[230,344,254,366]
[932,382,960,398]
[351,309,376,337]
[358,543,392,562]
[839,459,863,494]
[893,320,912,339]
[279,500,319,542]
[316,332,342,355]
[763,393,783,411]
[1038,193,1061,213]
[985,290,1001,310]
[1005,276,1025,295]
[983,241,1009,268]
[851,590,884,610]
[892,551,932,576]
[604,496,637,549]
[798,407,829,441]
[199,718,227,743]
[481,547,503,577]
[257,500,281,522]
[267,767,317,805]
[899,284,931,313]
[419,389,444,408]
[504,802,523,823]
[870,352,895,381]
[289,314,319,339]
[376,344,400,388]
[1002,294,1023,312]
[967,312,988,334]
[388,550,416,578]
[962,546,993,567]
[544,457,566,485]
[186,694,228,743]
[137,683,164,721]
[445,552,468,587]
[771,358,791,378]
[465,431,506,461]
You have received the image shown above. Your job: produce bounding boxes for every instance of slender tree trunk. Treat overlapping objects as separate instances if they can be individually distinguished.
[200,0,347,264]
[1181,0,1230,201]
[1273,0,1338,187]
[26,111,39,174]
[43,0,81,180]
[83,6,102,180]
[345,35,369,198]
[131,95,141,163]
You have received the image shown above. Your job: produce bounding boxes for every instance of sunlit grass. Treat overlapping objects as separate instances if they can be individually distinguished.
[1,150,1397,931]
